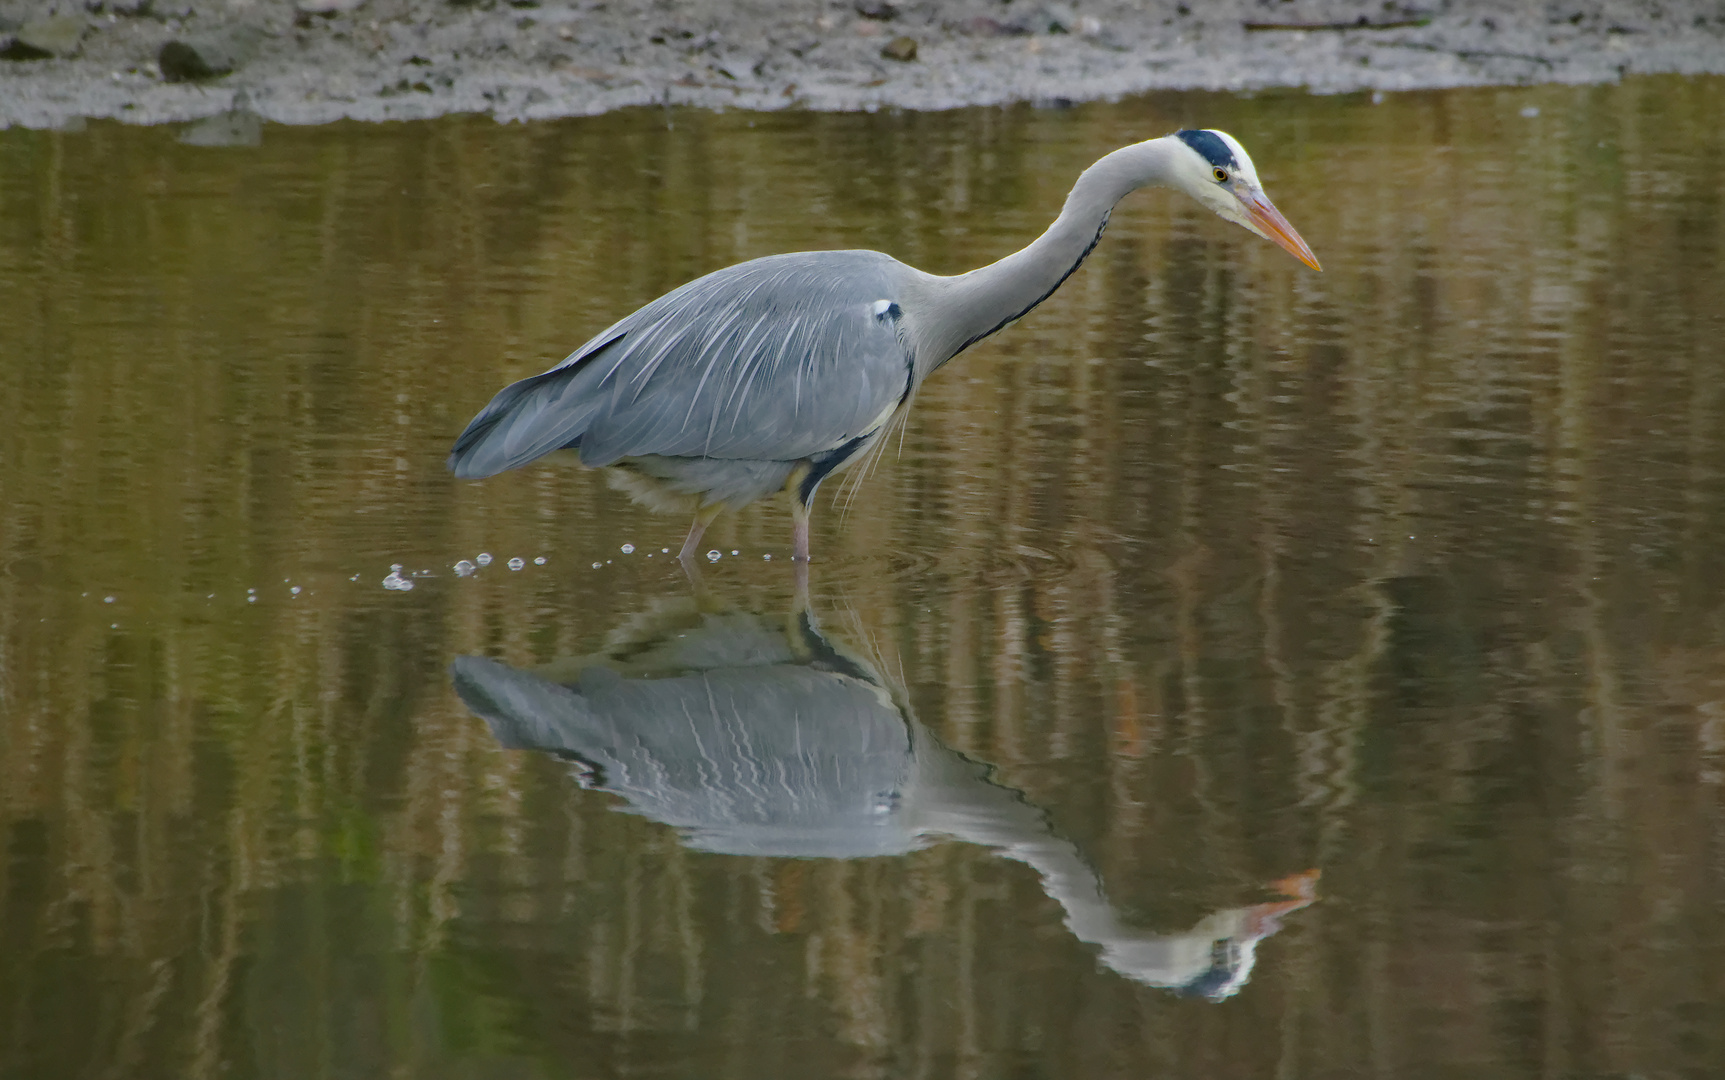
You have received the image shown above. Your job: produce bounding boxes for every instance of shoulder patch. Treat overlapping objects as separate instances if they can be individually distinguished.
[1174,129,1238,170]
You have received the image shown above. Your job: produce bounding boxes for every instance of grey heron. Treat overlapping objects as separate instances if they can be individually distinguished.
[451,593,1320,997]
[448,129,1320,562]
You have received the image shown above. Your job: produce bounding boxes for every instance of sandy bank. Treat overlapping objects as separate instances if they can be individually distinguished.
[2,0,1723,129]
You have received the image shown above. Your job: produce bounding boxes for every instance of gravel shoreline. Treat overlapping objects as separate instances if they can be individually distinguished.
[2,0,1723,129]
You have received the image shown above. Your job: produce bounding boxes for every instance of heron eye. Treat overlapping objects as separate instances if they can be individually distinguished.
[1213,167,1229,183]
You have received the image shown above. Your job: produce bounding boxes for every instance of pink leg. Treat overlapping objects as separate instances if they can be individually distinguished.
[678,503,724,564]
[791,502,811,563]
[793,556,810,607]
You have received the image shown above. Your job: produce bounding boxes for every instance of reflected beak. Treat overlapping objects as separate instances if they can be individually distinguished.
[1240,189,1322,271]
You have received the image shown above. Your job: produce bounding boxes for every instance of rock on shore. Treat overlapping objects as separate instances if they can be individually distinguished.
[1,0,1722,128]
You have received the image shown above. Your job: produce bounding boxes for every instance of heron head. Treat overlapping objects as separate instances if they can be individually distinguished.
[1170,129,1322,271]
[1171,935,1260,1002]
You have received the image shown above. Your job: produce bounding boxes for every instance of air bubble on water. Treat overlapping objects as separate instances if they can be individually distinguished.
[661,548,669,554]
[248,595,257,603]
[508,557,525,571]
[454,559,476,577]
[351,574,360,581]
[476,552,493,566]
[706,550,721,562]
[592,562,602,569]
[290,586,301,596]
[621,543,635,554]
[763,554,772,561]
[1521,106,1540,118]
[382,564,414,591]
[103,596,115,604]
[534,556,546,565]
[731,550,739,556]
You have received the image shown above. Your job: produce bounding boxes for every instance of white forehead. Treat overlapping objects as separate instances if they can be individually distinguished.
[1211,130,1262,185]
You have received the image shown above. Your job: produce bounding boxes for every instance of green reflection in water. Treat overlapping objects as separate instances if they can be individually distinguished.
[2,76,1724,1079]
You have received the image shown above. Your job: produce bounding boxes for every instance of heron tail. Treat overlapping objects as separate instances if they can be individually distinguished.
[447,335,627,478]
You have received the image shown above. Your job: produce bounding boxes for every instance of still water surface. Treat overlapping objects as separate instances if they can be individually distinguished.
[2,76,1724,1078]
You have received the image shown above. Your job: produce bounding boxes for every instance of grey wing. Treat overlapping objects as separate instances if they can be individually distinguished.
[448,251,913,478]
[450,655,920,858]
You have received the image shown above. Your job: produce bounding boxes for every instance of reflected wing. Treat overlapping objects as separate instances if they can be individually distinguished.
[449,250,913,478]
[451,654,919,858]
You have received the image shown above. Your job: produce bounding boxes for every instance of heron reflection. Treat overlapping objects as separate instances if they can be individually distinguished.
[451,597,1316,1000]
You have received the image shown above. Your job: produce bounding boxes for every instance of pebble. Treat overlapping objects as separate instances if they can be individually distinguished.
[158,28,261,82]
[1030,3,1077,33]
[1,17,87,61]
[880,35,917,61]
[957,16,1023,37]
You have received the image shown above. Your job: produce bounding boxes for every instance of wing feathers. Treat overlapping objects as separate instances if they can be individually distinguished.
[448,340,615,478]
[448,251,914,479]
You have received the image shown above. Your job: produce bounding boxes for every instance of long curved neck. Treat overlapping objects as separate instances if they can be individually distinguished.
[911,749,1171,976]
[910,137,1184,368]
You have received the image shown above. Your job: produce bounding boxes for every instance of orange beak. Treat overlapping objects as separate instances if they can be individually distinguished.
[1240,189,1322,271]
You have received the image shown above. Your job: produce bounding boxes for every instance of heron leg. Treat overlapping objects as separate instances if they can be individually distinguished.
[791,500,812,564]
[677,502,724,564]
[780,463,816,564]
[793,556,810,605]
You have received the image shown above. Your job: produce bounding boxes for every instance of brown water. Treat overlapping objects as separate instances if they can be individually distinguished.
[3,76,1724,1079]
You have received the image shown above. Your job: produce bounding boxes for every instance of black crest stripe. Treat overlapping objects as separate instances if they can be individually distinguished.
[1174,129,1238,170]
